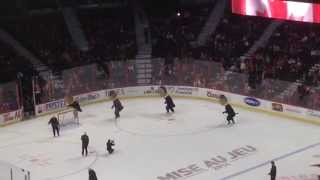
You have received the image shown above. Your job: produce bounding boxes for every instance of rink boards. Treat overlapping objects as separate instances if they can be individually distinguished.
[30,86,320,126]
[0,109,23,127]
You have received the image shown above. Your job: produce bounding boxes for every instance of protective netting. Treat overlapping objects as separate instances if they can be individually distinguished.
[0,81,19,114]
[34,59,320,110]
[33,61,136,104]
[152,59,320,110]
[57,110,79,126]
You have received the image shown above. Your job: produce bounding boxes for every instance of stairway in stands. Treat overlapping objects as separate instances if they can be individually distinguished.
[240,20,300,101]
[0,29,50,76]
[245,20,283,57]
[62,7,89,51]
[240,20,301,101]
[197,0,227,46]
[0,29,62,109]
[132,0,153,85]
[275,60,320,101]
[0,29,53,116]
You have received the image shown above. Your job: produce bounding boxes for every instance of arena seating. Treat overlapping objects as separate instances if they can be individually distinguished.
[0,3,320,113]
[1,13,76,71]
[0,7,137,72]
[150,4,213,58]
[77,7,136,62]
[0,42,36,82]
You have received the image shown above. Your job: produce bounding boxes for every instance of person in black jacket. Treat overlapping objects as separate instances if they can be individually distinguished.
[268,161,277,180]
[159,86,175,113]
[223,103,236,125]
[68,100,82,112]
[110,90,123,119]
[48,116,60,137]
[68,100,82,124]
[81,132,89,156]
[165,95,175,113]
[112,98,123,119]
[106,139,115,154]
[88,168,98,180]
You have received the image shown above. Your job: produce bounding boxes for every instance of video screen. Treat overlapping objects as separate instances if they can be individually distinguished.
[232,0,320,23]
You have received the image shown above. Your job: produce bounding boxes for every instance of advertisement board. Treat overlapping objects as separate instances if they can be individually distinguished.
[107,88,125,97]
[272,103,283,112]
[284,105,303,115]
[244,97,261,107]
[33,86,320,124]
[175,87,198,96]
[35,90,109,115]
[74,92,101,104]
[36,99,65,115]
[206,90,221,100]
[143,86,160,96]
[306,110,320,119]
[0,109,23,126]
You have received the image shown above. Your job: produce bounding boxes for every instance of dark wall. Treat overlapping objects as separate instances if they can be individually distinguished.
[140,0,180,16]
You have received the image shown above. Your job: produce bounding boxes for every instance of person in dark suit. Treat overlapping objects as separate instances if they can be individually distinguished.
[159,86,175,113]
[68,100,82,112]
[88,168,98,180]
[81,132,89,156]
[268,161,277,180]
[106,139,115,154]
[68,100,82,124]
[109,90,124,119]
[223,103,236,124]
[48,116,60,137]
[112,98,123,119]
[165,95,175,113]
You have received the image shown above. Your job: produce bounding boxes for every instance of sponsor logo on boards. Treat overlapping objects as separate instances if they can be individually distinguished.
[272,103,283,112]
[306,110,320,118]
[45,100,65,112]
[75,93,100,103]
[244,97,260,107]
[284,106,302,114]
[143,86,158,95]
[175,87,194,95]
[3,110,22,122]
[207,91,220,99]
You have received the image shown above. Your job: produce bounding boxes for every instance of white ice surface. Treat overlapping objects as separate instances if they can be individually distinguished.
[0,98,319,180]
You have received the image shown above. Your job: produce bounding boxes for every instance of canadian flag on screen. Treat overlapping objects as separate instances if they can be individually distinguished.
[286,1,313,22]
[269,0,287,19]
[314,4,320,22]
[232,0,320,23]
[246,0,272,17]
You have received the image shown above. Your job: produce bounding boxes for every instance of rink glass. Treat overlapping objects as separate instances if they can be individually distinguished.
[0,81,20,114]
[32,59,320,111]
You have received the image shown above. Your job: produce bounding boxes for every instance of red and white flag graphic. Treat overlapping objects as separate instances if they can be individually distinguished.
[232,0,320,23]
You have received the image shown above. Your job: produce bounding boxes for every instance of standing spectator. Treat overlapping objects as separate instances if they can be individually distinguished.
[297,84,309,101]
[88,168,98,180]
[268,161,277,180]
[240,59,246,73]
[81,132,89,156]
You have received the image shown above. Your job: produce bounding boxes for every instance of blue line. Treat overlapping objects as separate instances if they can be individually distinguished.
[219,142,320,180]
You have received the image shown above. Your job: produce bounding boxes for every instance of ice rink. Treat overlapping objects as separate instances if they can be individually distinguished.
[0,98,319,180]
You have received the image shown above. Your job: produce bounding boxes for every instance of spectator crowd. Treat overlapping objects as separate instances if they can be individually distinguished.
[0,2,320,113]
